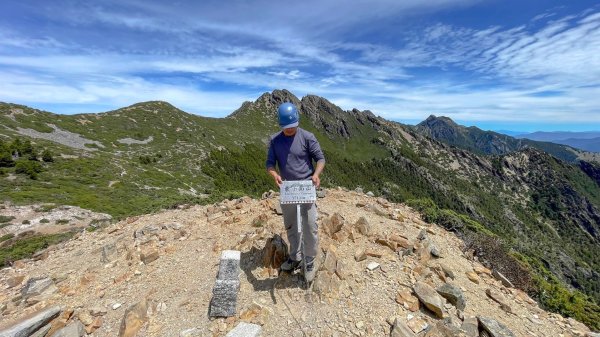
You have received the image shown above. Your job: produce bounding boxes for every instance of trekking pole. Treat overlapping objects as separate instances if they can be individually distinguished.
[297,203,307,283]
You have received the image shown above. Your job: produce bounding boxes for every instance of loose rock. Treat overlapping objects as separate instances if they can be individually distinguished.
[118,298,149,337]
[477,316,515,337]
[492,270,514,288]
[52,321,85,337]
[413,281,444,318]
[0,305,60,337]
[436,283,466,311]
[391,317,416,337]
[225,322,262,337]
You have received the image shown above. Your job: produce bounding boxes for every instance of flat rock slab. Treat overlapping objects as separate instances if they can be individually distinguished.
[391,318,416,337]
[225,322,262,337]
[0,305,61,337]
[477,316,515,337]
[21,277,57,299]
[50,321,85,337]
[413,281,444,318]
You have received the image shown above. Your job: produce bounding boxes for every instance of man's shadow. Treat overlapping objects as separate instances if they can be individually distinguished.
[239,234,308,304]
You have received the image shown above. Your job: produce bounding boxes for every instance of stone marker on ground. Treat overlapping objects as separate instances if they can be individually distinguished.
[225,322,262,337]
[218,250,242,281]
[210,250,241,317]
[0,305,60,337]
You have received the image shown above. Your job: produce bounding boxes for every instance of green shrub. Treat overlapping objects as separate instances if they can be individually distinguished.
[15,160,43,179]
[0,233,15,242]
[42,149,54,162]
[55,219,70,225]
[0,215,15,223]
[36,204,56,212]
[0,232,74,266]
[40,218,50,223]
[0,150,14,167]
[464,232,533,292]
[22,220,30,224]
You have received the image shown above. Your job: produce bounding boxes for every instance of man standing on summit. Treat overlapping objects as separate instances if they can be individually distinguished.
[266,102,325,282]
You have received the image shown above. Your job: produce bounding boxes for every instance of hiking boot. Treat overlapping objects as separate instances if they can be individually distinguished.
[280,258,301,272]
[304,256,316,282]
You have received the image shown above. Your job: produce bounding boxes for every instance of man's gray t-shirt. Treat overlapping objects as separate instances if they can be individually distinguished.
[266,128,325,180]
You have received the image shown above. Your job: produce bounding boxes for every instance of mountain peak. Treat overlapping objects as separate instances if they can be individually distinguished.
[421,115,459,127]
[256,89,301,107]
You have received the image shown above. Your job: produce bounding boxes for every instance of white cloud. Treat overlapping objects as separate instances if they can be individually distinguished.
[0,1,598,127]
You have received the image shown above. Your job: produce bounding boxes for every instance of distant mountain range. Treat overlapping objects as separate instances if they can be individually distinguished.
[414,115,599,161]
[495,130,600,153]
[1,91,600,328]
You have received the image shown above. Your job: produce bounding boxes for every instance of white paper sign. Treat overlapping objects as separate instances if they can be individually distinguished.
[280,180,316,204]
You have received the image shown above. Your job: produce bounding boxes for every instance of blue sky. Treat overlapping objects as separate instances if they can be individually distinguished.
[1,0,599,132]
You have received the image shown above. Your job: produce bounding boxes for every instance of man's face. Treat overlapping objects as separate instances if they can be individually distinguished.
[282,127,297,136]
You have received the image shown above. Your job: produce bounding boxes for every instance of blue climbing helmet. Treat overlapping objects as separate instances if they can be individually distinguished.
[277,102,299,129]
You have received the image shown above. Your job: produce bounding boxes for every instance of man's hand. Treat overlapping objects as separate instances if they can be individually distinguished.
[274,174,283,187]
[267,167,283,187]
[311,174,320,188]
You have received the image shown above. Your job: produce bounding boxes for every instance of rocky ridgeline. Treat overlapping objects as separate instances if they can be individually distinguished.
[0,189,598,337]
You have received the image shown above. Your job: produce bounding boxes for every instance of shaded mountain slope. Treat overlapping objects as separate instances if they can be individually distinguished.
[415,115,600,162]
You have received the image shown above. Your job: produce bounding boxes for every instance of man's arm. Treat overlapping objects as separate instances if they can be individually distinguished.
[266,139,283,187]
[312,159,325,188]
[307,132,326,188]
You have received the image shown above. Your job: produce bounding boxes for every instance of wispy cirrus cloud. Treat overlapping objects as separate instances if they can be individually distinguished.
[0,0,599,131]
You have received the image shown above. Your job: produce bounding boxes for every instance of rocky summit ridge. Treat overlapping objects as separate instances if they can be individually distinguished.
[1,189,598,337]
